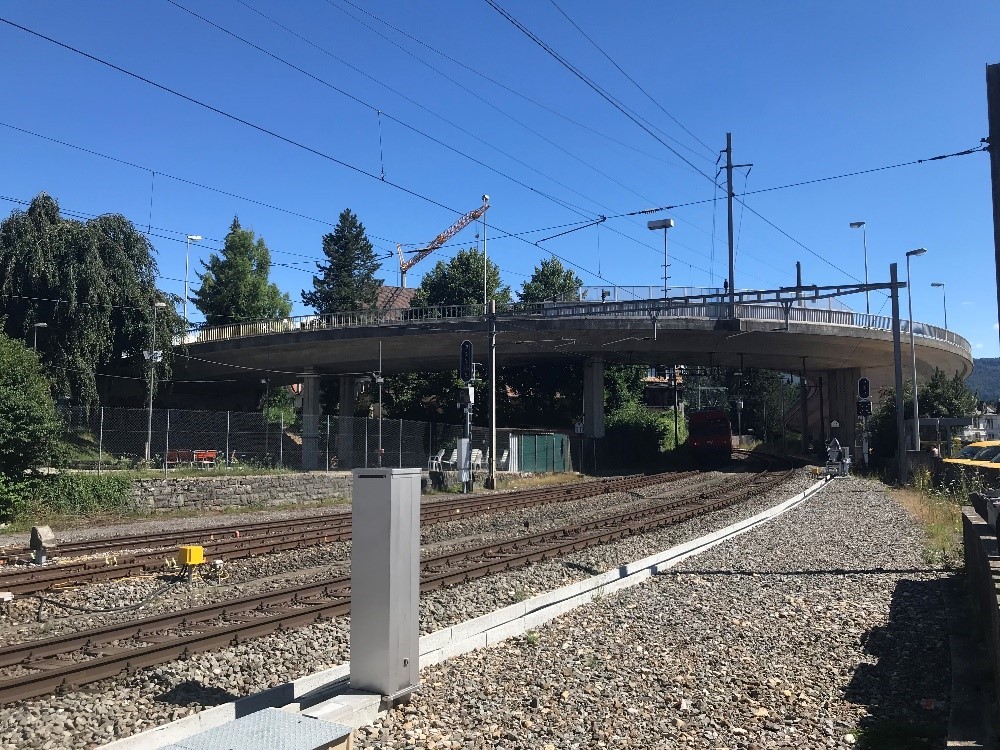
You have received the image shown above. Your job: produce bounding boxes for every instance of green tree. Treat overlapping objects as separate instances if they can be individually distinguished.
[519,257,582,303]
[0,333,61,478]
[0,194,182,409]
[410,247,511,308]
[302,209,383,313]
[869,369,976,457]
[192,217,291,325]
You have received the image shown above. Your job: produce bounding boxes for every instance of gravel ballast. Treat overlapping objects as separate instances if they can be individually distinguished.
[0,472,957,749]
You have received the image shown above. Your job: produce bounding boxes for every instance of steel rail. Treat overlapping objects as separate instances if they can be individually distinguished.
[0,466,791,703]
[0,472,693,594]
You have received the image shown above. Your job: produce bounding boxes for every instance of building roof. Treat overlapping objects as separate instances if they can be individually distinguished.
[378,286,417,310]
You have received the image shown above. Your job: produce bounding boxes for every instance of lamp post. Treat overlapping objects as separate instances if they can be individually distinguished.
[32,322,47,350]
[146,301,168,463]
[184,234,203,326]
[906,248,927,451]
[849,221,869,316]
[647,218,675,299]
[931,282,948,330]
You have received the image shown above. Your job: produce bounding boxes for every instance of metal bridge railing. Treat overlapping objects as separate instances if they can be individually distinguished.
[188,298,971,357]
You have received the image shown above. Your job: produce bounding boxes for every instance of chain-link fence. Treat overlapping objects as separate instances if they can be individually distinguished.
[58,407,569,473]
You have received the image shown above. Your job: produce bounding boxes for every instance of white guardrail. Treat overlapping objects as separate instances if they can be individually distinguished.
[186,299,971,356]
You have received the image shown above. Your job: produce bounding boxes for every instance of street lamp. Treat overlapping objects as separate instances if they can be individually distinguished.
[184,234,203,326]
[32,322,47,350]
[931,282,948,330]
[906,248,927,451]
[146,301,168,463]
[647,218,675,299]
[849,221,869,316]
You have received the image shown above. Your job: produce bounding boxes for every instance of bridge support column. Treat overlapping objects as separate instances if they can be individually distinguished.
[825,368,860,461]
[583,356,605,439]
[338,375,356,469]
[301,371,321,470]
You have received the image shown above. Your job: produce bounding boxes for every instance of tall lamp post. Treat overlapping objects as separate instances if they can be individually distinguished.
[184,234,203,326]
[32,322,47,350]
[849,221,869,316]
[906,248,927,451]
[146,301,168,463]
[647,218,675,299]
[931,282,948,330]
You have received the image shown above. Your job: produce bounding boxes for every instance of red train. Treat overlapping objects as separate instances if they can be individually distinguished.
[687,409,734,464]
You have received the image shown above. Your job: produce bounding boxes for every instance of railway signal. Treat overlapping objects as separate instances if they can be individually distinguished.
[858,377,870,400]
[460,340,474,383]
[857,399,872,417]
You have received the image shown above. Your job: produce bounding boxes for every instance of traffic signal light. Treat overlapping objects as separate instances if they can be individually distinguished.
[460,340,474,382]
[858,377,870,400]
[857,399,872,417]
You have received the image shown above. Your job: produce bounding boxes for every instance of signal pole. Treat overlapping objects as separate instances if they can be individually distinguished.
[987,64,1000,352]
[723,134,752,318]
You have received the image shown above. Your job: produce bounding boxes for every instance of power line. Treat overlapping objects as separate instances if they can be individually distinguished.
[547,0,716,157]
[329,0,691,173]
[0,15,632,291]
[482,0,721,186]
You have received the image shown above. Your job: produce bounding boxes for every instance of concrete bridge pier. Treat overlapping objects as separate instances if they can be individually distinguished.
[301,370,321,470]
[824,368,861,459]
[338,375,356,469]
[583,356,605,439]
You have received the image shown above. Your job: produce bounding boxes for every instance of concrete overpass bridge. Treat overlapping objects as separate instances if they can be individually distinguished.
[178,284,972,469]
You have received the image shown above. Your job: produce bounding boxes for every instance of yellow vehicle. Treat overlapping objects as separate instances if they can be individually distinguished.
[944,440,1000,466]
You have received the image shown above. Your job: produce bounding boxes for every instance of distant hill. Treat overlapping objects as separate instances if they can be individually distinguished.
[967,358,1000,401]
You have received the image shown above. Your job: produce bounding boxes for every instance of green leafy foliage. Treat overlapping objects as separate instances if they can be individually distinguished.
[410,247,511,308]
[192,217,292,325]
[0,333,62,479]
[0,194,182,408]
[518,257,582,303]
[869,369,976,457]
[302,209,383,313]
[5,473,135,520]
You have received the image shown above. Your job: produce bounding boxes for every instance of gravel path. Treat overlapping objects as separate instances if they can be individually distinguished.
[362,475,955,749]
[0,471,955,749]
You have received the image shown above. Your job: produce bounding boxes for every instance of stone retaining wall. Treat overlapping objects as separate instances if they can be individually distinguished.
[131,473,354,512]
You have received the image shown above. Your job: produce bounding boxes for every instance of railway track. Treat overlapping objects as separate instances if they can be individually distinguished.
[0,463,794,703]
[0,472,699,595]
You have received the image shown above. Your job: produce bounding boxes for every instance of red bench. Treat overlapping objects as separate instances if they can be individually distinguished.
[165,449,217,468]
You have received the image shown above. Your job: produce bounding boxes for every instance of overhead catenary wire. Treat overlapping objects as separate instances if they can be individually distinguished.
[546,0,716,157]
[0,15,632,291]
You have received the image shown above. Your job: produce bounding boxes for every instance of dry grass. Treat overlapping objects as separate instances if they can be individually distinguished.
[890,486,964,566]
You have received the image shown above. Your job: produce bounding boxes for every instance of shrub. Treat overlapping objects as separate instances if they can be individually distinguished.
[2,472,135,520]
[0,335,62,478]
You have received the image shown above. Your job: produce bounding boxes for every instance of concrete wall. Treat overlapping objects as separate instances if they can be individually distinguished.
[131,473,353,512]
[962,502,1000,704]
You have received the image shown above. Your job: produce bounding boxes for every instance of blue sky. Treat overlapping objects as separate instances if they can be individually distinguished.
[2,2,998,355]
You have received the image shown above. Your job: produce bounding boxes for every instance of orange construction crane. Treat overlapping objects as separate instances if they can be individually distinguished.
[397,199,490,288]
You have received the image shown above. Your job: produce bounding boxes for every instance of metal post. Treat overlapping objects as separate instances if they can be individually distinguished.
[279,413,284,469]
[98,406,104,475]
[145,302,163,463]
[818,376,826,447]
[164,409,170,478]
[906,252,922,451]
[726,132,735,319]
[487,300,498,489]
[365,418,369,469]
[377,342,384,468]
[890,263,907,483]
[987,64,1000,353]
[226,411,231,469]
[326,415,331,472]
[399,419,403,468]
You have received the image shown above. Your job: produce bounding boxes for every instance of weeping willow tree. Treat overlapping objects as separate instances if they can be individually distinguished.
[0,193,182,409]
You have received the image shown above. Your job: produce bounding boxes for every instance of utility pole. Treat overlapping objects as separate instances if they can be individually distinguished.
[726,133,735,318]
[723,133,752,318]
[987,64,1000,352]
[890,263,907,484]
[487,301,497,489]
